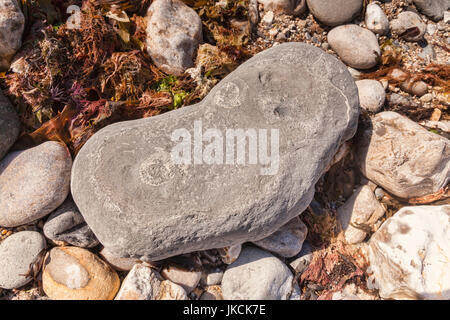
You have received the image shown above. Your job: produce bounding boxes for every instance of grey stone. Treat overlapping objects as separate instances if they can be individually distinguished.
[365,3,389,35]
[413,0,450,21]
[71,42,360,262]
[356,112,450,199]
[145,0,203,76]
[356,79,386,113]
[0,231,46,289]
[221,246,293,300]
[201,269,224,286]
[306,0,363,27]
[0,90,20,160]
[390,11,426,42]
[0,142,72,227]
[252,216,308,257]
[43,198,99,248]
[0,0,25,71]
[328,25,381,70]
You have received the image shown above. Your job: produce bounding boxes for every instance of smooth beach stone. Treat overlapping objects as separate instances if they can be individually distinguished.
[145,0,203,76]
[252,216,308,257]
[328,24,381,70]
[0,90,20,160]
[367,205,450,300]
[356,111,450,199]
[413,0,450,21]
[71,42,360,262]
[0,141,72,227]
[306,0,363,27]
[161,266,202,293]
[356,79,386,113]
[0,0,25,71]
[219,244,242,265]
[158,280,188,300]
[42,246,120,300]
[43,198,99,248]
[0,231,46,289]
[365,3,389,35]
[221,246,293,300]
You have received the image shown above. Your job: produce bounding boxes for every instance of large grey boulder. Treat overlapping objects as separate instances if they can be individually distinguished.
[356,111,450,199]
[145,0,203,76]
[0,0,25,71]
[71,42,360,262]
[306,0,363,26]
[0,90,20,160]
[0,141,72,227]
[413,0,450,21]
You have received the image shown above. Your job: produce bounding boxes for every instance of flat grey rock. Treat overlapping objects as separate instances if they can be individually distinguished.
[0,231,46,289]
[0,0,25,71]
[413,0,450,21]
[221,246,293,300]
[306,0,363,26]
[0,90,20,160]
[43,198,99,248]
[0,141,72,227]
[71,42,359,262]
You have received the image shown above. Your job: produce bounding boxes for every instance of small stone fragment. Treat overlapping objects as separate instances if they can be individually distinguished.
[390,11,426,42]
[365,3,389,35]
[356,79,386,113]
[161,266,202,293]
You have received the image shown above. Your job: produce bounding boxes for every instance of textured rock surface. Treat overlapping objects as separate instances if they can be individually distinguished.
[356,79,386,113]
[71,42,360,262]
[367,205,450,300]
[42,246,120,300]
[0,142,72,227]
[365,3,389,35]
[0,231,46,289]
[222,246,293,300]
[306,0,363,26]
[337,185,385,244]
[390,11,426,42]
[332,283,378,300]
[115,263,162,300]
[0,0,25,70]
[0,91,20,160]
[258,0,307,16]
[356,112,450,199]
[43,198,99,248]
[413,0,450,21]
[252,216,307,257]
[161,266,202,293]
[328,24,381,69]
[145,0,203,75]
